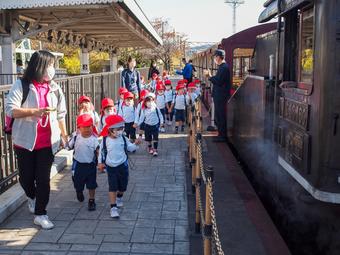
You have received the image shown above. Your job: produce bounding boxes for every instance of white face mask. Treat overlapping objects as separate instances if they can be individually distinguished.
[116,130,124,136]
[158,91,164,96]
[44,66,55,81]
[125,99,133,106]
[165,86,171,90]
[104,108,114,115]
[146,102,152,108]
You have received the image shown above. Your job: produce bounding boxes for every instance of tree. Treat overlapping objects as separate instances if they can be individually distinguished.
[142,18,189,72]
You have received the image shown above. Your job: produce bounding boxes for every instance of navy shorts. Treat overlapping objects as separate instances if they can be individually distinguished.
[165,102,172,114]
[160,108,165,121]
[125,122,136,140]
[72,161,97,192]
[140,122,145,131]
[175,109,185,122]
[106,161,129,192]
[144,124,159,142]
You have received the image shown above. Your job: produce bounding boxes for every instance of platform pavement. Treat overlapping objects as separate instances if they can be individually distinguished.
[0,128,190,255]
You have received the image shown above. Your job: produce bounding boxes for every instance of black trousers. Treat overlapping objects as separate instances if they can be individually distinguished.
[124,122,136,140]
[15,147,54,215]
[213,96,228,138]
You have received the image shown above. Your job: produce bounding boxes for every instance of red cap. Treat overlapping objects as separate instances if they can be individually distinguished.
[101,98,114,109]
[77,113,93,128]
[194,78,200,84]
[176,84,185,90]
[119,87,128,95]
[124,92,134,100]
[183,79,188,84]
[156,83,165,91]
[164,80,171,85]
[78,95,91,105]
[140,89,150,100]
[99,115,125,137]
[187,82,196,89]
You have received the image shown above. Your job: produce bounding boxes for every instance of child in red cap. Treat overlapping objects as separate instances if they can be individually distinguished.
[98,115,140,218]
[117,92,136,142]
[115,87,128,114]
[137,93,164,156]
[155,82,166,133]
[67,114,99,211]
[134,89,149,140]
[164,80,174,125]
[78,95,100,130]
[170,83,190,133]
[187,82,199,103]
[99,98,116,133]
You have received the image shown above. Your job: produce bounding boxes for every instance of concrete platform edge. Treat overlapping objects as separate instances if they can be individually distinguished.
[0,149,73,224]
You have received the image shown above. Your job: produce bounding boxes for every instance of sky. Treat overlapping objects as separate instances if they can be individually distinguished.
[136,0,266,43]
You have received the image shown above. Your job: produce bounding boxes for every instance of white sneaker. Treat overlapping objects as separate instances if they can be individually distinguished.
[34,215,54,229]
[153,150,158,157]
[110,207,120,218]
[27,197,35,214]
[160,127,165,133]
[116,197,123,208]
[167,121,172,126]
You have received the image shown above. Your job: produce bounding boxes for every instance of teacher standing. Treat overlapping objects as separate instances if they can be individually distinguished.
[5,50,67,229]
[121,56,141,100]
[205,49,231,142]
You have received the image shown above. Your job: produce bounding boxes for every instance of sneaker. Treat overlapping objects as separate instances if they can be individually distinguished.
[76,192,84,202]
[181,126,185,132]
[148,147,154,154]
[116,197,123,208]
[153,150,158,157]
[27,197,35,214]
[110,207,120,218]
[34,215,54,229]
[167,121,172,126]
[160,127,165,133]
[175,129,178,134]
[88,199,96,211]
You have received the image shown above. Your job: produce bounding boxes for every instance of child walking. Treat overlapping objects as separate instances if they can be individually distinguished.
[155,83,166,133]
[115,87,128,115]
[68,114,99,211]
[98,97,116,133]
[138,93,164,156]
[187,82,199,104]
[134,89,149,140]
[78,95,100,130]
[119,92,136,142]
[98,115,140,218]
[171,83,189,134]
[164,80,174,126]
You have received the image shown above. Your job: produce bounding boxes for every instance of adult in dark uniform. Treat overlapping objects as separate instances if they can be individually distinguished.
[205,49,231,142]
[121,57,141,100]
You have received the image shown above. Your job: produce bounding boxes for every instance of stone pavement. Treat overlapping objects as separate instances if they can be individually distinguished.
[0,131,190,255]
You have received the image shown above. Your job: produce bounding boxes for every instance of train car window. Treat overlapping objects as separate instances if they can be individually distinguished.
[232,48,253,86]
[299,7,314,83]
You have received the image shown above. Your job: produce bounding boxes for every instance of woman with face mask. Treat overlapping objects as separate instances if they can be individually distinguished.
[5,50,68,229]
[121,56,141,102]
[147,60,160,82]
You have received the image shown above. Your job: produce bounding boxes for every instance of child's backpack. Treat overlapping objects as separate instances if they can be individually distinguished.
[101,135,128,164]
[3,79,30,135]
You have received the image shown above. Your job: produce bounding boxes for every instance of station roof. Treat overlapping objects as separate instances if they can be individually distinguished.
[0,0,163,50]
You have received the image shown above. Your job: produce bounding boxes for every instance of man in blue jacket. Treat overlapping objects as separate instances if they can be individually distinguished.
[121,57,141,99]
[205,49,231,142]
[176,58,193,83]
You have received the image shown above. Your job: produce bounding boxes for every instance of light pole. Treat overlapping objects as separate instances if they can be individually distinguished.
[225,0,245,34]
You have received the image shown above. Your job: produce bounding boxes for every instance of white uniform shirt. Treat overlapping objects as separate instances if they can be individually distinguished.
[172,94,189,110]
[188,92,199,103]
[134,102,143,124]
[115,99,124,115]
[98,135,137,167]
[156,94,166,109]
[138,106,164,126]
[119,104,135,123]
[68,134,99,163]
[164,90,174,103]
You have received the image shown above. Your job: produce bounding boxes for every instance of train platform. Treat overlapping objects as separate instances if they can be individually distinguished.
[0,127,190,255]
[186,107,291,255]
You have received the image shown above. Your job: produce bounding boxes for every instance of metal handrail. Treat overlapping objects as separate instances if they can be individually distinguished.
[0,68,147,194]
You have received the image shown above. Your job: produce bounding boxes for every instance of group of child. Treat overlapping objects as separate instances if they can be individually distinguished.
[66,76,201,218]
